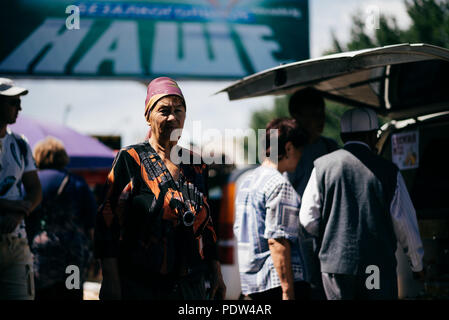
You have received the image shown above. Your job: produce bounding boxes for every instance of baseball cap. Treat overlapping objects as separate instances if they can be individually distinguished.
[144,77,185,120]
[340,107,379,133]
[0,78,28,97]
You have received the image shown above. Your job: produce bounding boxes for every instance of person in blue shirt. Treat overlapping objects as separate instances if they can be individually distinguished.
[234,118,310,300]
[26,137,97,300]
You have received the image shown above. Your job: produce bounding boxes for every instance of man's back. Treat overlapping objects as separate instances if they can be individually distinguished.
[299,107,424,300]
[314,143,399,275]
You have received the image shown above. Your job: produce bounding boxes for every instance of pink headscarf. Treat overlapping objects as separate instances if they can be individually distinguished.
[144,77,185,122]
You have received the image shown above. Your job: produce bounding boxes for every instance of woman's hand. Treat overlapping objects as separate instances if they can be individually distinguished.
[209,260,226,300]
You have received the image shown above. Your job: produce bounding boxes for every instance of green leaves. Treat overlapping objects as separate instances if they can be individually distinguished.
[329,0,449,54]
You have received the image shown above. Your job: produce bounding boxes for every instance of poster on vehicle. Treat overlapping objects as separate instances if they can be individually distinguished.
[391,130,419,170]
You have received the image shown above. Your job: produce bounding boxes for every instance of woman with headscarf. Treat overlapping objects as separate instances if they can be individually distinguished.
[95,77,226,300]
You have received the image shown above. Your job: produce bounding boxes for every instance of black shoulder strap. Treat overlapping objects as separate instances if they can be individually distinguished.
[133,143,208,235]
[56,174,70,197]
[134,143,179,192]
[38,174,70,231]
[133,143,184,223]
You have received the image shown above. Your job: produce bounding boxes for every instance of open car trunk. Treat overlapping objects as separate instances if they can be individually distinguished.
[219,43,449,120]
[219,43,449,299]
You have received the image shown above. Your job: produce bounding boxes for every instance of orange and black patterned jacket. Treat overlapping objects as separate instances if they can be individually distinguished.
[94,142,218,280]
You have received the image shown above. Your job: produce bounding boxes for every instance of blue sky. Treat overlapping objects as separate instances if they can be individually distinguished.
[17,0,411,148]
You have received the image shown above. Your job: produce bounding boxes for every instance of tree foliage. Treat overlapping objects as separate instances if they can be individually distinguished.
[330,0,449,53]
[248,0,448,151]
[249,96,290,130]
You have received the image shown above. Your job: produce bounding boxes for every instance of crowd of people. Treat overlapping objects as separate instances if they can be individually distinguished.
[0,77,226,300]
[234,88,425,300]
[0,76,425,300]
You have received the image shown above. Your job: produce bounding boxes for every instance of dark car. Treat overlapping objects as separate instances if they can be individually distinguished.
[378,112,449,298]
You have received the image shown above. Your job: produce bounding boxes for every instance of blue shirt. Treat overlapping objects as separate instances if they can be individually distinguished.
[234,166,309,295]
[37,169,96,232]
[0,129,36,238]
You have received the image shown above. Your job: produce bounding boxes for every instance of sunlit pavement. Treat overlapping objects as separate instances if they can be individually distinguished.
[83,281,101,300]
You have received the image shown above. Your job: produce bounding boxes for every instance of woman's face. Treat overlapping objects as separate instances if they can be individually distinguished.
[149,95,186,142]
[278,142,303,173]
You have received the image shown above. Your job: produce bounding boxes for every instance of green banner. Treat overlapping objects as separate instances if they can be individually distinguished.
[0,0,309,79]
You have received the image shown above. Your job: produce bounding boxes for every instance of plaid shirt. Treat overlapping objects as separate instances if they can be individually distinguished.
[94,142,217,279]
[234,166,308,295]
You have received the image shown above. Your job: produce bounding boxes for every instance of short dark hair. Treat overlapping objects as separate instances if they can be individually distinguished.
[265,118,308,158]
[288,87,324,117]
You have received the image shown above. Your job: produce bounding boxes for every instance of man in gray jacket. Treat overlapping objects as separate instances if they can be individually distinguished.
[299,107,424,300]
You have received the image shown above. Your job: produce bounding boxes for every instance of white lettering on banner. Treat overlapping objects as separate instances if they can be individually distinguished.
[65,265,80,290]
[0,18,92,73]
[66,5,80,30]
[74,21,142,74]
[0,19,287,77]
[234,24,283,71]
[151,22,246,77]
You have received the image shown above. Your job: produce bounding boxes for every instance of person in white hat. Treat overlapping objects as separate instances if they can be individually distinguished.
[298,107,425,300]
[0,78,42,300]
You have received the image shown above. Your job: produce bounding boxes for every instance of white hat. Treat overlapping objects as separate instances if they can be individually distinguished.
[340,107,379,133]
[0,78,28,97]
